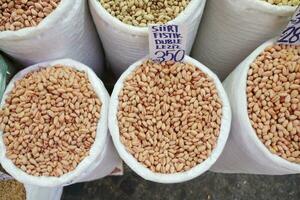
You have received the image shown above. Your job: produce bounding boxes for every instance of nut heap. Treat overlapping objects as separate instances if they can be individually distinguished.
[0,66,102,177]
[118,60,223,173]
[262,0,300,6]
[99,0,190,27]
[247,44,300,164]
[0,0,61,31]
[0,180,26,200]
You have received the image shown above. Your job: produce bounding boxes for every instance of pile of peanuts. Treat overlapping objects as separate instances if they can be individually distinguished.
[0,180,26,200]
[118,60,223,173]
[0,0,61,31]
[0,66,102,177]
[99,0,190,27]
[247,44,300,164]
[262,0,300,6]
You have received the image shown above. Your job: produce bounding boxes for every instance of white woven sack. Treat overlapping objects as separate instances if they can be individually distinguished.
[211,39,300,175]
[0,0,104,74]
[109,56,232,183]
[191,0,296,80]
[0,59,121,191]
[89,0,206,76]
[24,185,63,200]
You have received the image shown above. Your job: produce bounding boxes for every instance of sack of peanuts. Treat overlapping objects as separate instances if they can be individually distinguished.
[89,0,206,76]
[0,55,64,200]
[211,39,300,174]
[191,0,296,80]
[0,0,104,74]
[0,59,121,192]
[108,56,232,183]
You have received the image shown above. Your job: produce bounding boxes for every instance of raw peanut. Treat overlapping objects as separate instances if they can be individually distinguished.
[0,66,102,177]
[99,0,191,27]
[247,44,300,164]
[118,60,223,174]
[0,0,61,31]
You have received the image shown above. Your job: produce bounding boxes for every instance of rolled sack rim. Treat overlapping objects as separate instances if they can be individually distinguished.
[109,55,232,183]
[0,0,79,41]
[239,38,300,172]
[0,59,109,187]
[89,0,206,36]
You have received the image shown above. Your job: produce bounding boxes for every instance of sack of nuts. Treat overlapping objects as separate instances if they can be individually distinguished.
[0,0,104,74]
[192,0,296,80]
[88,0,206,76]
[212,39,300,174]
[0,175,27,200]
[0,59,121,193]
[0,57,61,200]
[109,56,231,183]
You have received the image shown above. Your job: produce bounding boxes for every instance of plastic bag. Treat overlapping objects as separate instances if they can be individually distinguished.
[0,54,7,100]
[191,0,296,80]
[211,39,300,175]
[0,59,121,190]
[89,0,206,76]
[0,0,104,74]
[108,55,232,183]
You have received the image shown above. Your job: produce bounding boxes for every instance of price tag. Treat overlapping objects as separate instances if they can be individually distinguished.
[149,24,187,62]
[277,6,300,45]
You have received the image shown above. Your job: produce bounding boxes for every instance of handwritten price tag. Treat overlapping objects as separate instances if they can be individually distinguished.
[149,25,187,62]
[277,6,300,45]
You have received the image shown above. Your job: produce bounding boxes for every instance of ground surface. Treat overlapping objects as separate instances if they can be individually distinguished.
[62,166,300,200]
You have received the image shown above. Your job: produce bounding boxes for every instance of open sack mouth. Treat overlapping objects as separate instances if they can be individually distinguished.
[96,0,199,28]
[0,59,110,187]
[0,0,62,32]
[245,42,300,166]
[258,0,300,6]
[109,56,231,183]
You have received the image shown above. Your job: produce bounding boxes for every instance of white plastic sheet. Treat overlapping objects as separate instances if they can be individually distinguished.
[0,59,121,194]
[211,39,300,175]
[0,0,104,74]
[89,0,206,76]
[109,56,232,183]
[192,0,296,80]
